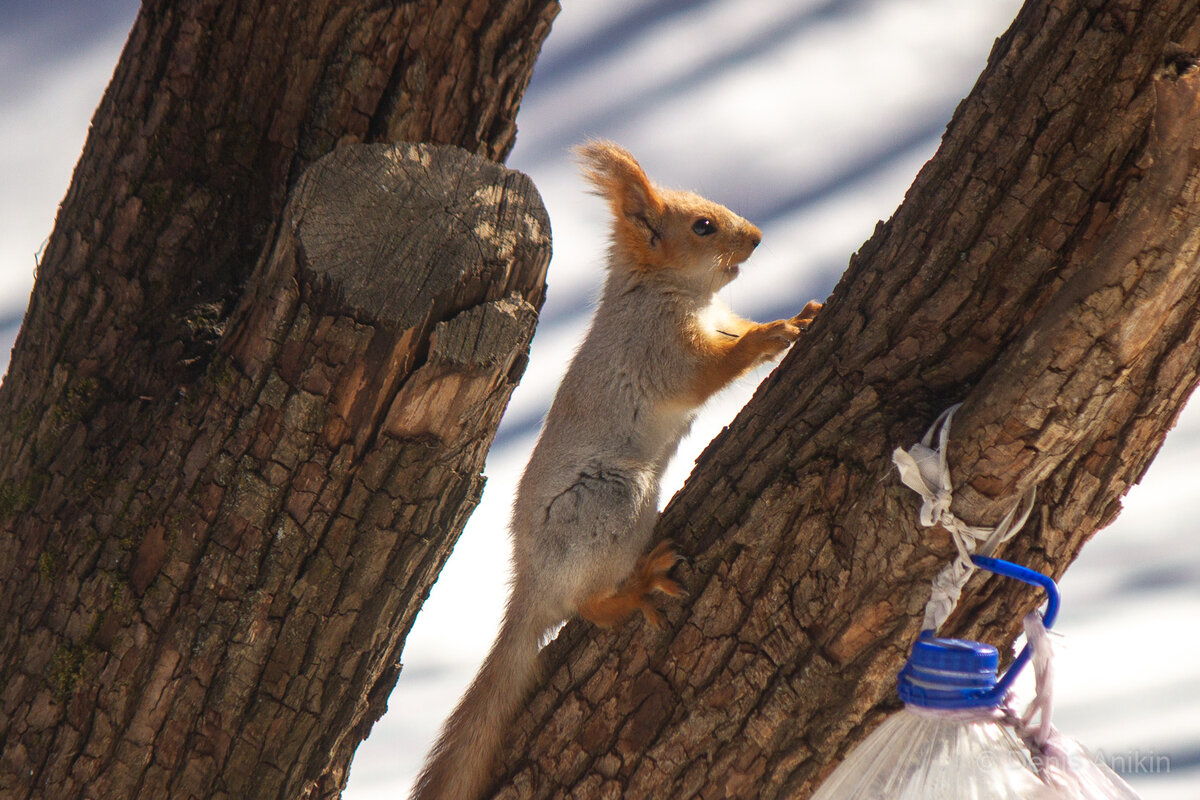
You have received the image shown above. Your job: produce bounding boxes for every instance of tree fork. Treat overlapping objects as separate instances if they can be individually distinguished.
[495,3,1200,798]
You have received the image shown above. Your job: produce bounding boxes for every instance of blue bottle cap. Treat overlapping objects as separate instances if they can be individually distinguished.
[897,635,1001,709]
[896,556,1062,709]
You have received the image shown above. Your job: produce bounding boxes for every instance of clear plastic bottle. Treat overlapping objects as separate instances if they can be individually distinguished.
[810,557,1104,800]
[810,636,1054,799]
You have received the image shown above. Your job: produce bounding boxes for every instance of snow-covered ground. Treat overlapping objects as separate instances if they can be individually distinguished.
[2,2,1196,798]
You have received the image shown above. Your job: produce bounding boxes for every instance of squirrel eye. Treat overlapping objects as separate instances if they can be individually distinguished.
[691,217,717,236]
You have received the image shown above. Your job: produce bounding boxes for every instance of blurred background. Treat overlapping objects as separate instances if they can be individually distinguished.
[1,2,1196,798]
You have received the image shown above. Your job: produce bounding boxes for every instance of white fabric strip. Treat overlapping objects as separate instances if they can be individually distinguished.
[892,403,1037,631]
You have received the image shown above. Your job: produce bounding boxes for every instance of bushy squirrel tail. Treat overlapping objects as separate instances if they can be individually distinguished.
[409,588,552,800]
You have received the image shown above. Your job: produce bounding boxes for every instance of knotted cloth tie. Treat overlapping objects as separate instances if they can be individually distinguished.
[891,403,1037,631]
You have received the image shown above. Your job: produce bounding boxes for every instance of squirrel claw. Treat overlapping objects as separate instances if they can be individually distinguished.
[642,540,686,597]
[632,541,685,627]
[643,541,683,585]
[790,300,823,331]
[578,540,685,630]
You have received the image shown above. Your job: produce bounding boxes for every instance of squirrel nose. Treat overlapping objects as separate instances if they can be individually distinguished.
[744,223,763,249]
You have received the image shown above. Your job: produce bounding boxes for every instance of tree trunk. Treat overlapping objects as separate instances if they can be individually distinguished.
[0,1,557,798]
[493,2,1200,798]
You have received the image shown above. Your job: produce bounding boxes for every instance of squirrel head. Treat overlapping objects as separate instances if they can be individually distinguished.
[575,140,762,293]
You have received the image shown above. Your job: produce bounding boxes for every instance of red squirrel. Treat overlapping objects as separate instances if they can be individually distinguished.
[410,141,822,800]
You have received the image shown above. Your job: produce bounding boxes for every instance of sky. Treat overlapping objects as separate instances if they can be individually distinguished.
[1,2,1197,798]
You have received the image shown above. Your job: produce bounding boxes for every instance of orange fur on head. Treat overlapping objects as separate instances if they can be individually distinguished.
[575,140,666,270]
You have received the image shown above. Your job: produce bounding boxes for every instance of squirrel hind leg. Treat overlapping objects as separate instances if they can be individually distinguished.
[578,541,684,630]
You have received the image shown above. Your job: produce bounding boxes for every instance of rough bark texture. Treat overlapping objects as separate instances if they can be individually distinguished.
[5,0,556,415]
[0,139,550,799]
[0,1,558,797]
[494,2,1200,798]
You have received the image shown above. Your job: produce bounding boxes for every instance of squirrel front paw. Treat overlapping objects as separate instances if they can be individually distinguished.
[790,299,823,331]
[744,319,802,359]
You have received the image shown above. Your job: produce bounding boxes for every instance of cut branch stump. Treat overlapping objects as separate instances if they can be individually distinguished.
[0,142,550,800]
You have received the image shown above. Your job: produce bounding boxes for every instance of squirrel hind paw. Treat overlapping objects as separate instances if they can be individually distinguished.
[578,541,685,630]
[641,540,685,597]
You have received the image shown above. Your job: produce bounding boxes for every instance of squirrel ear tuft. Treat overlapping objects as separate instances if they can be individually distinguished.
[575,140,664,240]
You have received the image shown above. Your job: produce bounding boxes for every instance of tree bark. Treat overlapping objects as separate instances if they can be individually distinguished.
[494,2,1200,798]
[0,1,557,798]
